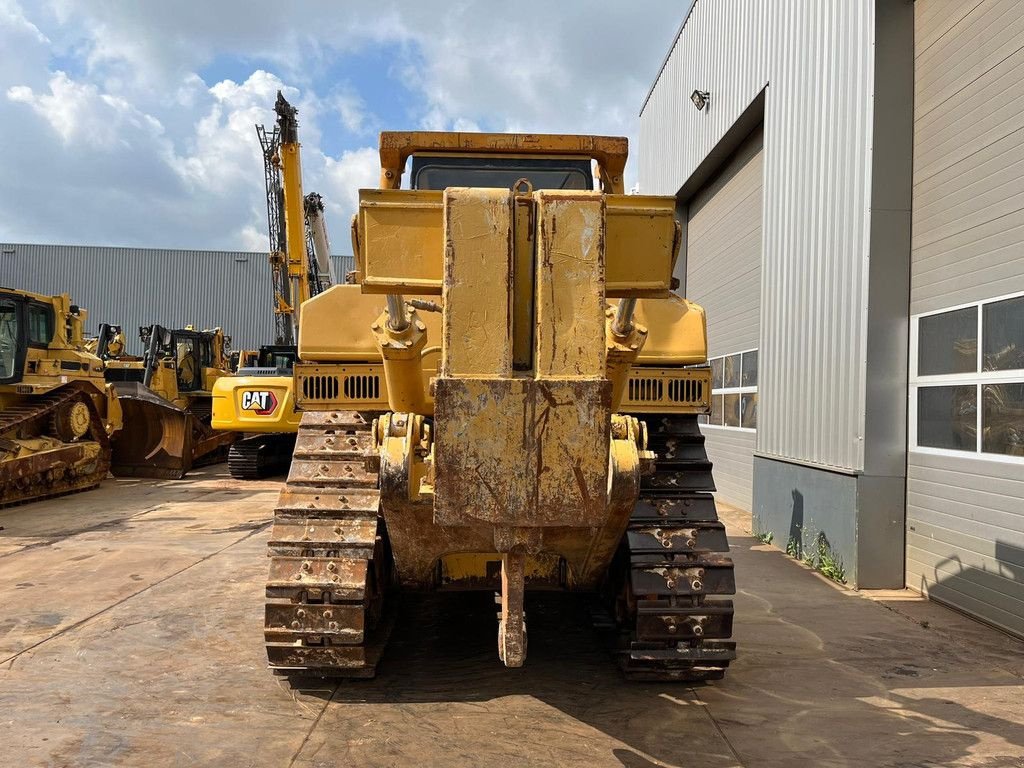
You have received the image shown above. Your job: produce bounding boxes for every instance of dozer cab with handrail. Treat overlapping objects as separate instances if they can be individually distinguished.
[264,132,736,681]
[0,289,122,505]
[102,324,237,478]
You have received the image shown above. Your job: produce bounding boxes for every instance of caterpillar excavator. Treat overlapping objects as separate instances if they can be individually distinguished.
[211,92,334,479]
[0,289,121,505]
[101,324,237,478]
[263,131,737,681]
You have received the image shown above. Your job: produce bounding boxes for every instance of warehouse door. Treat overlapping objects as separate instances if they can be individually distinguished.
[908,0,1024,637]
[685,125,763,512]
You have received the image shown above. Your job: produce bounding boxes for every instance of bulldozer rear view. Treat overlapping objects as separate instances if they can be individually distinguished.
[265,131,736,681]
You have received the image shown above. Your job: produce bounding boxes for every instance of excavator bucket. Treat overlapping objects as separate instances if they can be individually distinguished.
[109,382,194,479]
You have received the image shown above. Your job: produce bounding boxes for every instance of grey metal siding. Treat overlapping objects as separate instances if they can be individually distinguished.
[705,430,756,512]
[686,126,763,356]
[906,0,1024,636]
[685,126,763,512]
[639,0,876,473]
[911,0,1024,315]
[0,243,354,353]
[906,453,1024,638]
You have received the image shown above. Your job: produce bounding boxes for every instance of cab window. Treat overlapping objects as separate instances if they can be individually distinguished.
[0,299,19,380]
[27,303,53,347]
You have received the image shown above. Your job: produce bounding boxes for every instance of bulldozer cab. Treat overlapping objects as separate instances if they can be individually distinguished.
[0,289,95,388]
[409,155,594,192]
[378,131,627,194]
[0,290,62,384]
[0,292,29,384]
[138,325,229,395]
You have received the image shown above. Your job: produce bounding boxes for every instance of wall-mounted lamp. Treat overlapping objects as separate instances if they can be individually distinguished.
[690,90,710,111]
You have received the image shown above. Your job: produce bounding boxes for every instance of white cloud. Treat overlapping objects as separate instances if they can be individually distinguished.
[0,1,682,249]
[320,146,383,227]
[7,71,164,148]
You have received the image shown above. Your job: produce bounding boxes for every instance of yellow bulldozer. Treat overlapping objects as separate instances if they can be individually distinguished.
[0,288,122,505]
[100,323,238,478]
[264,132,736,682]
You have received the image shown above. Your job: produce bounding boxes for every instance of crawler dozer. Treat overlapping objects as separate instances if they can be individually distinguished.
[102,324,237,478]
[265,132,736,681]
[0,289,121,505]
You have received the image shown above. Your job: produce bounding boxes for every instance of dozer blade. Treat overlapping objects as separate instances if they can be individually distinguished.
[110,383,193,479]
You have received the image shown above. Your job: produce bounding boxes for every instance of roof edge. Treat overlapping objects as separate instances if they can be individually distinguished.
[639,0,699,117]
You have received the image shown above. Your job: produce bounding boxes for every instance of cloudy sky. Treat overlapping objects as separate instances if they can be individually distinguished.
[0,1,682,253]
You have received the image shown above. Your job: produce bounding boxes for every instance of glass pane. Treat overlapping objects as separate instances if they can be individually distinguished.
[917,385,976,451]
[697,414,709,425]
[0,299,18,380]
[723,393,741,427]
[710,394,723,426]
[742,349,758,387]
[741,392,758,429]
[982,382,1024,456]
[918,307,977,375]
[982,296,1024,372]
[723,354,741,389]
[27,305,52,345]
[710,358,724,390]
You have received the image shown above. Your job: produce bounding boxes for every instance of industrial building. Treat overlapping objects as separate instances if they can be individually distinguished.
[641,0,1024,637]
[0,243,355,353]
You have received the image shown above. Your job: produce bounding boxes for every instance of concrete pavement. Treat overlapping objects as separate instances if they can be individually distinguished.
[1,468,1022,767]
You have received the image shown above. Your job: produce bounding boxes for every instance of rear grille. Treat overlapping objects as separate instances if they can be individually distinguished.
[628,377,663,402]
[343,374,380,401]
[622,368,711,413]
[668,377,703,404]
[301,374,339,401]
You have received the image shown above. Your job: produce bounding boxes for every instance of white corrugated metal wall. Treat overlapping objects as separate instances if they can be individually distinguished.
[907,0,1024,637]
[0,243,354,353]
[686,126,764,511]
[640,0,875,473]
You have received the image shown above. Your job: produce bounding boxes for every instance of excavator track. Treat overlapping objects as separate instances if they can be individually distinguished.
[264,411,392,678]
[228,433,296,479]
[611,413,736,682]
[0,384,111,507]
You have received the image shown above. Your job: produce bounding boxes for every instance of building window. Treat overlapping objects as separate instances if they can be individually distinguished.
[911,292,1024,461]
[700,349,758,431]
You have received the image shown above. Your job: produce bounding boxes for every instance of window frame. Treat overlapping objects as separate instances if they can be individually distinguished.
[25,301,54,349]
[702,347,758,433]
[910,289,1024,465]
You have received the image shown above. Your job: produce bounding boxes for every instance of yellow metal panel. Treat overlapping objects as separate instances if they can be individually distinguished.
[433,378,611,527]
[605,195,678,297]
[440,188,514,378]
[297,285,443,363]
[357,189,679,299]
[358,189,444,294]
[620,296,708,365]
[210,375,300,433]
[619,367,712,415]
[534,191,606,378]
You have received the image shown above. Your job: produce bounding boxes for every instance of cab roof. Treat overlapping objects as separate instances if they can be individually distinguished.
[378,131,628,194]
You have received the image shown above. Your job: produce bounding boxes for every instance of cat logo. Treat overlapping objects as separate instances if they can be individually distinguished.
[241,390,278,416]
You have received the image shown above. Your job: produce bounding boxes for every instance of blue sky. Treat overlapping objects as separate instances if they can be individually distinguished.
[0,1,682,251]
